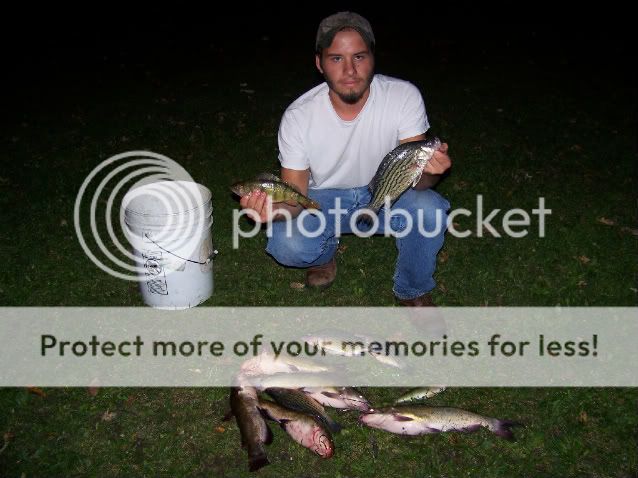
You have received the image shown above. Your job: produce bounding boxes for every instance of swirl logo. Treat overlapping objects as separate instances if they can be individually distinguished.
[74,151,211,281]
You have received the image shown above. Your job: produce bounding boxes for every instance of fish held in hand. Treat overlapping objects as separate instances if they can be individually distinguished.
[365,138,441,216]
[231,173,321,209]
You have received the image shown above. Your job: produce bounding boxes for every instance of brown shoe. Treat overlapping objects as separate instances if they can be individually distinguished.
[396,293,436,307]
[305,257,337,289]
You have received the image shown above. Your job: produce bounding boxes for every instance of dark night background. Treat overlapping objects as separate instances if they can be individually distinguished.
[2,5,635,109]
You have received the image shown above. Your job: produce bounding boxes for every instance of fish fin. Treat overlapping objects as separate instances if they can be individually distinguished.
[355,210,378,225]
[392,414,415,422]
[411,169,424,187]
[321,391,341,398]
[308,199,322,210]
[264,422,274,445]
[256,172,280,181]
[287,364,300,372]
[248,453,270,472]
[491,420,522,441]
[424,426,441,433]
[327,418,343,434]
[285,199,300,207]
[458,424,482,433]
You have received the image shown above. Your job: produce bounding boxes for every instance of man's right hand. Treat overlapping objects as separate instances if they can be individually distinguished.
[239,190,273,223]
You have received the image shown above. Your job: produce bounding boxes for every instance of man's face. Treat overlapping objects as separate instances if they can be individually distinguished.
[316,29,375,105]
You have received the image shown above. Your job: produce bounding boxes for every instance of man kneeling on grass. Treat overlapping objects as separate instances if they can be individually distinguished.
[239,12,451,306]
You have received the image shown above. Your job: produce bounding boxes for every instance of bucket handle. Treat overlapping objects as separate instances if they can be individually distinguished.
[144,233,218,265]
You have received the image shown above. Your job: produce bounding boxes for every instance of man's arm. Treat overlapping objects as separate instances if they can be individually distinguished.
[399,134,452,190]
[238,168,310,223]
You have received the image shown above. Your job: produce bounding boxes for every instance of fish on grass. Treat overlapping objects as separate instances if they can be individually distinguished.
[231,173,321,209]
[364,138,441,218]
[301,386,372,412]
[239,351,332,376]
[360,405,521,441]
[258,399,334,458]
[228,386,272,472]
[266,387,343,434]
[393,386,447,405]
[243,371,346,391]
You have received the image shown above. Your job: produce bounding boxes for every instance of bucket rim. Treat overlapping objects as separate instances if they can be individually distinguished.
[122,181,212,218]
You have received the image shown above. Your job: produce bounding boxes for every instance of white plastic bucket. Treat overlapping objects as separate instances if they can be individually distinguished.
[122,180,214,309]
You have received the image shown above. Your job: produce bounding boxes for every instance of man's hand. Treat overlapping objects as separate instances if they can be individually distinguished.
[424,142,452,175]
[239,190,273,223]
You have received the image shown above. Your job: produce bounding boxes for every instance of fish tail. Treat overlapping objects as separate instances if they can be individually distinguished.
[489,419,522,441]
[319,415,342,434]
[248,451,270,472]
[296,195,321,210]
[308,199,322,210]
[356,208,379,225]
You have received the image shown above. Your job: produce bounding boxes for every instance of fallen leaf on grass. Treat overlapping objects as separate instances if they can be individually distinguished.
[577,255,591,264]
[0,432,13,455]
[290,282,305,290]
[27,387,46,398]
[101,410,117,422]
[597,217,615,226]
[215,427,225,433]
[438,250,449,264]
[577,411,588,424]
[577,280,587,288]
[88,378,101,397]
[620,227,638,236]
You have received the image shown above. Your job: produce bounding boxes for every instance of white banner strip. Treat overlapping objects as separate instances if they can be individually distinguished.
[0,307,635,387]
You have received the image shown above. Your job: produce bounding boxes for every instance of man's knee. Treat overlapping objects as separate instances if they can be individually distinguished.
[265,225,327,266]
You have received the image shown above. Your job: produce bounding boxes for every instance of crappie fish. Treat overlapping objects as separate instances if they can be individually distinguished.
[266,387,343,434]
[301,386,371,412]
[231,172,320,209]
[360,405,520,441]
[258,399,334,458]
[229,387,272,472]
[366,138,441,214]
[393,386,447,404]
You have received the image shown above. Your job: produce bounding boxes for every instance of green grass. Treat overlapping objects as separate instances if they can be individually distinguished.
[1,33,636,477]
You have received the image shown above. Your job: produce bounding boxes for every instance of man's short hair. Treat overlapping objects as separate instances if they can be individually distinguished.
[315,11,375,54]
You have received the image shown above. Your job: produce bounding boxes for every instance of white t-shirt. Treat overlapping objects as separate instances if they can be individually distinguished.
[278,74,429,189]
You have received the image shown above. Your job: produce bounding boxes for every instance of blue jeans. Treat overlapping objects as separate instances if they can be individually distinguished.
[265,186,450,300]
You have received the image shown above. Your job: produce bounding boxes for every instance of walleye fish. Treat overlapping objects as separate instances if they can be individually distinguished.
[360,405,520,441]
[366,138,441,215]
[229,387,272,472]
[258,399,334,458]
[266,387,343,434]
[393,386,447,404]
[301,386,372,412]
[231,173,320,209]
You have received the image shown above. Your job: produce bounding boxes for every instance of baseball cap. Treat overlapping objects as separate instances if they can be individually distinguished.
[315,11,375,52]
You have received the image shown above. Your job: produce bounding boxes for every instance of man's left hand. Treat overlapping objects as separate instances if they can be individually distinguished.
[424,143,451,175]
